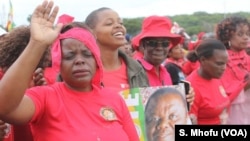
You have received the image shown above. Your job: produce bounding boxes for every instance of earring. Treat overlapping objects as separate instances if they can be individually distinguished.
[228,41,231,47]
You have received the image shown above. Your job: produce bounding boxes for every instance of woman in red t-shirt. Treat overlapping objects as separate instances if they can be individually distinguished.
[0,2,138,141]
[186,39,230,124]
[85,7,149,94]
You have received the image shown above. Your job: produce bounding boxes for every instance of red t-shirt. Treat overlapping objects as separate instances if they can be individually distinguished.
[44,67,58,85]
[102,60,129,94]
[182,60,200,76]
[132,51,143,60]
[138,59,172,86]
[26,82,139,141]
[186,70,230,124]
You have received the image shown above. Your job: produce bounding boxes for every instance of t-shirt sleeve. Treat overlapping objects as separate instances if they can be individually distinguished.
[25,86,47,123]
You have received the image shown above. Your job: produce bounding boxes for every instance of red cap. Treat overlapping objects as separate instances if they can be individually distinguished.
[57,14,74,25]
[131,34,141,50]
[135,15,182,48]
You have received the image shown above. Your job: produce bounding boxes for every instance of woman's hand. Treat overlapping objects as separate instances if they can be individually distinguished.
[0,120,7,141]
[189,114,197,125]
[30,0,62,47]
[29,68,47,87]
[186,86,195,106]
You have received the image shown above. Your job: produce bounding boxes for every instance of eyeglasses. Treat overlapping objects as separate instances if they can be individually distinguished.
[144,40,170,48]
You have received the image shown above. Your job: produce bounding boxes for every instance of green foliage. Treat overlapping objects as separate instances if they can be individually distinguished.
[123,12,250,37]
[123,17,144,37]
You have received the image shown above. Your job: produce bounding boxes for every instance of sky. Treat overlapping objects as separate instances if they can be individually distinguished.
[0,0,250,27]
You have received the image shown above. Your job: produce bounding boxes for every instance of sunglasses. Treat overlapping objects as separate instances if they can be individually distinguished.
[144,40,170,48]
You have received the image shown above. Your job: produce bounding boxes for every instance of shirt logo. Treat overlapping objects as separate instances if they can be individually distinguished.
[100,107,117,121]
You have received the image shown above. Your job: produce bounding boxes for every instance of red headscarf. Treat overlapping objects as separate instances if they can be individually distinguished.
[51,27,103,87]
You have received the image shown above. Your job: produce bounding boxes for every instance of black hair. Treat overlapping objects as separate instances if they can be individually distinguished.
[85,7,111,29]
[61,21,91,33]
[186,39,226,62]
[216,16,250,49]
[0,25,50,71]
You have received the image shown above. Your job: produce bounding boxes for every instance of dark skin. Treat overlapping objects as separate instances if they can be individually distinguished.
[0,0,62,124]
[146,93,188,141]
[142,37,194,105]
[190,49,228,124]
[198,49,228,80]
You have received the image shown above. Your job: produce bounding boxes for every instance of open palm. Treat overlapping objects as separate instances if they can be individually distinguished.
[30,1,62,47]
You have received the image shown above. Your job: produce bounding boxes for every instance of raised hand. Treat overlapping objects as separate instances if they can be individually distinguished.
[30,0,62,47]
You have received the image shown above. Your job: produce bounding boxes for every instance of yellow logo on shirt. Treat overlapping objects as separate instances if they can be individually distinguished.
[100,107,117,121]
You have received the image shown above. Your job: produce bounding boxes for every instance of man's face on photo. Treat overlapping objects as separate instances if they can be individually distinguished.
[145,93,188,141]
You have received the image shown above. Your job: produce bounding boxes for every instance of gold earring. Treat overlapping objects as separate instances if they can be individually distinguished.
[228,41,231,47]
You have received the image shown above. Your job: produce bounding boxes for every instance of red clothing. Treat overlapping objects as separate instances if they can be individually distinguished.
[132,51,143,60]
[26,82,138,141]
[220,50,250,101]
[44,67,58,85]
[138,58,172,86]
[164,58,185,68]
[182,60,200,76]
[13,125,33,141]
[186,70,230,124]
[103,60,129,94]
[188,40,202,51]
[0,69,4,79]
[2,125,14,141]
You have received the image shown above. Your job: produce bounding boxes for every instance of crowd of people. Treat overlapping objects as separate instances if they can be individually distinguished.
[0,0,250,141]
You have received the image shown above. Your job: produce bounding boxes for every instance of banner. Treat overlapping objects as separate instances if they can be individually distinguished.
[120,84,192,141]
[5,0,15,32]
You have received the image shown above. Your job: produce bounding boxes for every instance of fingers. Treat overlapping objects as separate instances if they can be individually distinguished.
[34,77,47,86]
[32,0,48,21]
[189,114,197,124]
[48,6,59,24]
[32,0,58,24]
[186,94,194,105]
[186,87,195,105]
[33,68,47,86]
[43,1,53,19]
[0,120,7,139]
[43,1,59,25]
[34,68,43,74]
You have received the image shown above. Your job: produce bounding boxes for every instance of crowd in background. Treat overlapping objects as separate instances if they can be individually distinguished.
[0,0,250,141]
